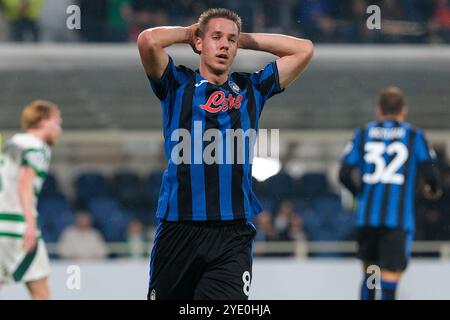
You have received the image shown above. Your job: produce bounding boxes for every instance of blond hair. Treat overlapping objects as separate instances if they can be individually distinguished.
[21,100,59,130]
[198,8,242,36]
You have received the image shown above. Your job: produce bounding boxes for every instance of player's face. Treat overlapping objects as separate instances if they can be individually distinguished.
[197,18,239,75]
[42,111,62,145]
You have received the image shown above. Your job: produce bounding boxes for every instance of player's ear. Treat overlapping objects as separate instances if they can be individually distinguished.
[375,105,382,119]
[195,36,202,53]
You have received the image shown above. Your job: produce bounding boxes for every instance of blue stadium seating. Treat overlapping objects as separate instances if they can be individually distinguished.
[87,197,130,242]
[41,169,359,246]
[299,172,330,199]
[264,170,295,202]
[37,196,75,243]
[112,170,143,210]
[300,194,356,242]
[146,170,163,200]
[75,172,110,208]
[40,173,65,198]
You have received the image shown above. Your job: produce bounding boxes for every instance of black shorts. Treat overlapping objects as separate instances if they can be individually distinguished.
[357,227,413,272]
[148,220,256,300]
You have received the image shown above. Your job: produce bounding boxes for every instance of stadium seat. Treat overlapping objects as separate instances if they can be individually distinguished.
[264,170,295,202]
[312,194,342,217]
[129,209,157,226]
[37,196,75,243]
[87,197,130,242]
[292,199,310,214]
[299,172,330,200]
[112,170,143,210]
[252,177,268,198]
[75,172,110,208]
[334,209,357,241]
[257,196,276,213]
[145,170,164,209]
[40,173,64,198]
[300,208,324,241]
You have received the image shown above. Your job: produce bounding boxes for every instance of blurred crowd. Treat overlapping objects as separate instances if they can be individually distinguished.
[36,148,450,260]
[1,0,450,43]
[415,156,450,241]
[1,0,449,260]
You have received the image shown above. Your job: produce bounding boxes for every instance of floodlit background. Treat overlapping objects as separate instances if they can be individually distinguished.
[1,0,450,299]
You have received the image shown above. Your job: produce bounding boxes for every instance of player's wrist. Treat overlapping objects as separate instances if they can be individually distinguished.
[238,33,259,51]
[185,24,198,44]
[238,33,249,49]
[24,215,36,227]
[182,26,191,44]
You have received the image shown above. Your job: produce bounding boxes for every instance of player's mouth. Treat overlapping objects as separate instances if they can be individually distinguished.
[216,54,229,63]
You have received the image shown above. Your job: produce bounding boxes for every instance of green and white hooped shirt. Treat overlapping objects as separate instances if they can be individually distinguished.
[0,133,51,238]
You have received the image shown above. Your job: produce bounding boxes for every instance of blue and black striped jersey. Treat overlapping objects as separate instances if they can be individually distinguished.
[147,56,283,221]
[341,120,437,232]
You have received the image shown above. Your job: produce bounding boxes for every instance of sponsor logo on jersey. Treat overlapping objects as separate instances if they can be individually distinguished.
[228,80,240,94]
[200,91,243,113]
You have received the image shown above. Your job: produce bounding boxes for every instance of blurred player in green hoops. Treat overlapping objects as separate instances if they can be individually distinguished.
[0,100,62,300]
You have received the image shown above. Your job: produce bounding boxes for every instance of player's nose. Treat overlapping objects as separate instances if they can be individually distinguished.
[218,38,229,50]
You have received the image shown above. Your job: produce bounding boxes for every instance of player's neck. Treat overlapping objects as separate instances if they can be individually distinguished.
[199,64,228,86]
[379,115,404,123]
[27,129,46,143]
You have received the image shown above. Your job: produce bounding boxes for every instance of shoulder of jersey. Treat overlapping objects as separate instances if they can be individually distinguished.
[231,71,252,88]
[176,64,195,76]
[11,133,45,149]
[403,122,414,130]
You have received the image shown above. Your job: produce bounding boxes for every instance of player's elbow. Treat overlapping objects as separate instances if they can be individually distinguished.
[137,29,160,51]
[289,39,314,74]
[299,39,314,61]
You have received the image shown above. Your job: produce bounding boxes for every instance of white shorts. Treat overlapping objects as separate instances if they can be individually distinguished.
[0,237,50,284]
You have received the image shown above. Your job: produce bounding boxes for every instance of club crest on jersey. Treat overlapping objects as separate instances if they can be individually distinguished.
[200,91,243,113]
[228,80,240,94]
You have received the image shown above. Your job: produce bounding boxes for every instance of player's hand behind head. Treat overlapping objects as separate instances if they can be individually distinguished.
[187,23,201,55]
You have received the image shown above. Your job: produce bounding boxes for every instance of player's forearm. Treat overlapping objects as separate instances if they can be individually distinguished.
[420,162,441,194]
[138,26,193,49]
[138,25,198,79]
[18,176,35,224]
[238,33,313,58]
[339,164,361,196]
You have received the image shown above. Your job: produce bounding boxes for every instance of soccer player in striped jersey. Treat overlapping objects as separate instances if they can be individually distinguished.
[138,8,313,299]
[0,100,62,299]
[339,87,442,300]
